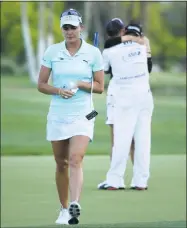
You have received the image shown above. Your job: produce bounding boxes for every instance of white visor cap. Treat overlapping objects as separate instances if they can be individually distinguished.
[60,15,82,28]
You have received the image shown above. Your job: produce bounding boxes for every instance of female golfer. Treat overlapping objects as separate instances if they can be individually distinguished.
[38,8,104,225]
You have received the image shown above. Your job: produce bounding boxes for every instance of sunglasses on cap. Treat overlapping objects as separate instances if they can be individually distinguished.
[60,9,82,18]
[62,25,78,30]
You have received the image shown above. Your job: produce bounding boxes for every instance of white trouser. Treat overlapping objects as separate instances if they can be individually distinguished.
[106,90,154,188]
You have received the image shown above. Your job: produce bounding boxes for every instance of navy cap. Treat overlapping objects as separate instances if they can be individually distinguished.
[106,18,125,37]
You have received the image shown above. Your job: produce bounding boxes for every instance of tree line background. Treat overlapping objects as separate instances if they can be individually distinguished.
[1,1,186,83]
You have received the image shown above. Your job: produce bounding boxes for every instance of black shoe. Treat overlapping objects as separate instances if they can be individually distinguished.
[68,202,81,225]
[130,186,148,190]
[68,217,79,225]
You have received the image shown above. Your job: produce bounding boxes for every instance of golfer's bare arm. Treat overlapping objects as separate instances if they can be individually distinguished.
[77,70,104,94]
[38,66,59,95]
[104,35,145,49]
[144,36,152,73]
[38,66,79,98]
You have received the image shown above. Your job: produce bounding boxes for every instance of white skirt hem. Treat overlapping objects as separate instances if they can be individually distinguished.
[47,132,93,142]
[46,118,94,142]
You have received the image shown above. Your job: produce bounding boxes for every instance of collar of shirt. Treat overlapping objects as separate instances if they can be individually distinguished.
[60,39,88,57]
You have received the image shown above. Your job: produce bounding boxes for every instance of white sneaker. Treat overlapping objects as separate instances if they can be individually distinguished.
[68,201,81,225]
[55,207,70,225]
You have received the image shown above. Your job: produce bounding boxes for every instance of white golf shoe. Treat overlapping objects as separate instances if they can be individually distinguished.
[55,207,70,225]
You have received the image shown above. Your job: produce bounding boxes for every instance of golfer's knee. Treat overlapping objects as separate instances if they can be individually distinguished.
[55,158,69,172]
[69,154,83,168]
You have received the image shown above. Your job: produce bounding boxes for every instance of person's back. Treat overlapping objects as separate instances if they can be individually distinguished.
[105,41,149,94]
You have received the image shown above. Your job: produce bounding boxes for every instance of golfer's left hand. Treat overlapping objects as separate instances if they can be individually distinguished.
[59,88,75,99]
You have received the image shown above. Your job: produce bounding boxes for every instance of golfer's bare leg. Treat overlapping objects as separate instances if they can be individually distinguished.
[52,140,69,209]
[69,135,90,202]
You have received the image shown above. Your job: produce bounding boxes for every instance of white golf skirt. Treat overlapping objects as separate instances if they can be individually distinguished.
[46,117,95,141]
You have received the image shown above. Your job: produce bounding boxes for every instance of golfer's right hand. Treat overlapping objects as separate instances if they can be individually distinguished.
[58,88,75,99]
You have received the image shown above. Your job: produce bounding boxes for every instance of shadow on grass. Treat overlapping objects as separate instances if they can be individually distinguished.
[3,220,186,228]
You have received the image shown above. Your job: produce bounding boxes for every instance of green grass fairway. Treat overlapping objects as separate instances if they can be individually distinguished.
[1,155,186,228]
[1,76,186,156]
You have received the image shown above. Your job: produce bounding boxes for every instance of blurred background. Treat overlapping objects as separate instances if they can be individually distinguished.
[1,1,186,155]
[1,1,186,81]
[1,2,186,228]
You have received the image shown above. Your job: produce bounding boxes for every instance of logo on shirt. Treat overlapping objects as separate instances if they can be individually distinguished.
[122,48,142,62]
[123,41,133,45]
[128,50,141,58]
[57,51,65,60]
[62,84,67,89]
